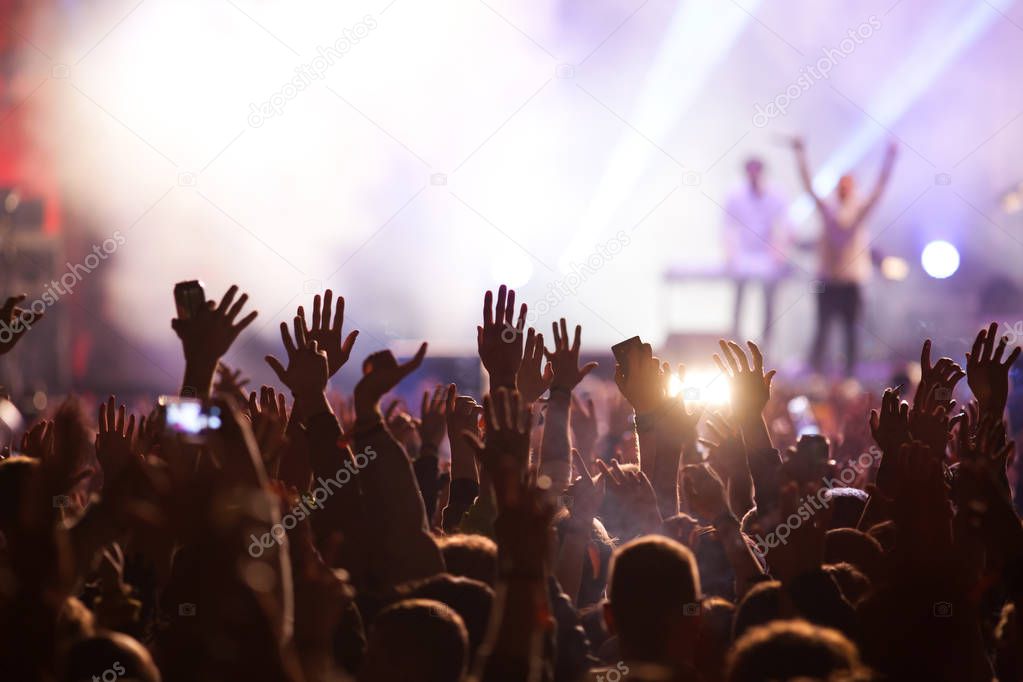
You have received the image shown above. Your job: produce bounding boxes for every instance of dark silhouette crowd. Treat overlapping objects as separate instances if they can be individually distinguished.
[0,282,1021,682]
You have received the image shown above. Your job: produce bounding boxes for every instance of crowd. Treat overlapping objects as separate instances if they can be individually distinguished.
[0,282,1021,682]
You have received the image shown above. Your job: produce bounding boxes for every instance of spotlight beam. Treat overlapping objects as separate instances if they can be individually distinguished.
[561,0,763,271]
[789,0,1017,224]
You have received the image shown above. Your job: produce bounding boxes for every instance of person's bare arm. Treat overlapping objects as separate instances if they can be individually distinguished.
[852,141,898,227]
[350,344,445,588]
[268,310,442,588]
[540,319,597,495]
[683,464,764,597]
[466,390,554,682]
[443,392,483,532]
[791,137,829,215]
[714,340,779,510]
[650,373,701,519]
[614,340,666,475]
[266,300,372,583]
[555,450,604,605]
[702,412,754,517]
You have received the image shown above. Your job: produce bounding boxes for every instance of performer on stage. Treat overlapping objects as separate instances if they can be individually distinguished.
[723,157,790,346]
[792,137,898,376]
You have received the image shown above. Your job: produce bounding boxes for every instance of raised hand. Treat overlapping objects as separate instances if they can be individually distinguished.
[954,410,1013,496]
[352,343,427,420]
[477,285,527,389]
[446,390,482,481]
[516,327,552,402]
[296,289,359,377]
[914,339,965,412]
[714,340,776,422]
[966,323,1021,417]
[21,419,54,459]
[0,294,43,355]
[681,463,730,523]
[464,388,531,510]
[594,458,661,535]
[563,449,604,529]
[614,341,664,415]
[215,362,250,405]
[420,384,454,451]
[247,386,289,469]
[96,396,139,480]
[265,316,330,400]
[701,412,746,482]
[172,284,257,368]
[545,318,598,392]
[870,387,910,494]
[870,388,910,453]
[134,408,162,458]
[908,383,954,461]
[446,393,481,441]
[248,385,287,430]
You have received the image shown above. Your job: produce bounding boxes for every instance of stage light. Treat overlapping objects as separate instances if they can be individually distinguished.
[921,240,959,279]
[1001,182,1023,214]
[666,366,730,406]
[880,256,909,281]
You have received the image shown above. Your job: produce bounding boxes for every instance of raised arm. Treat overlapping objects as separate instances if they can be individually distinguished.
[172,284,257,399]
[478,284,527,390]
[714,340,780,513]
[555,449,605,605]
[650,365,702,519]
[465,389,555,681]
[540,318,597,495]
[442,391,483,532]
[852,140,898,227]
[966,322,1021,421]
[265,298,372,587]
[614,340,666,476]
[683,463,764,598]
[350,343,445,588]
[791,137,829,215]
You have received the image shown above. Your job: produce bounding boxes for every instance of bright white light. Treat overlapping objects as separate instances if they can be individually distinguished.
[921,240,959,279]
[666,366,729,406]
[490,252,533,289]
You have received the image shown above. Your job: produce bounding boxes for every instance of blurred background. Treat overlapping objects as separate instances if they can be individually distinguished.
[0,0,1021,401]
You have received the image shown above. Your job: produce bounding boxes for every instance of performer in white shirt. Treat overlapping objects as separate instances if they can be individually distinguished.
[723,157,790,346]
[792,137,898,376]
